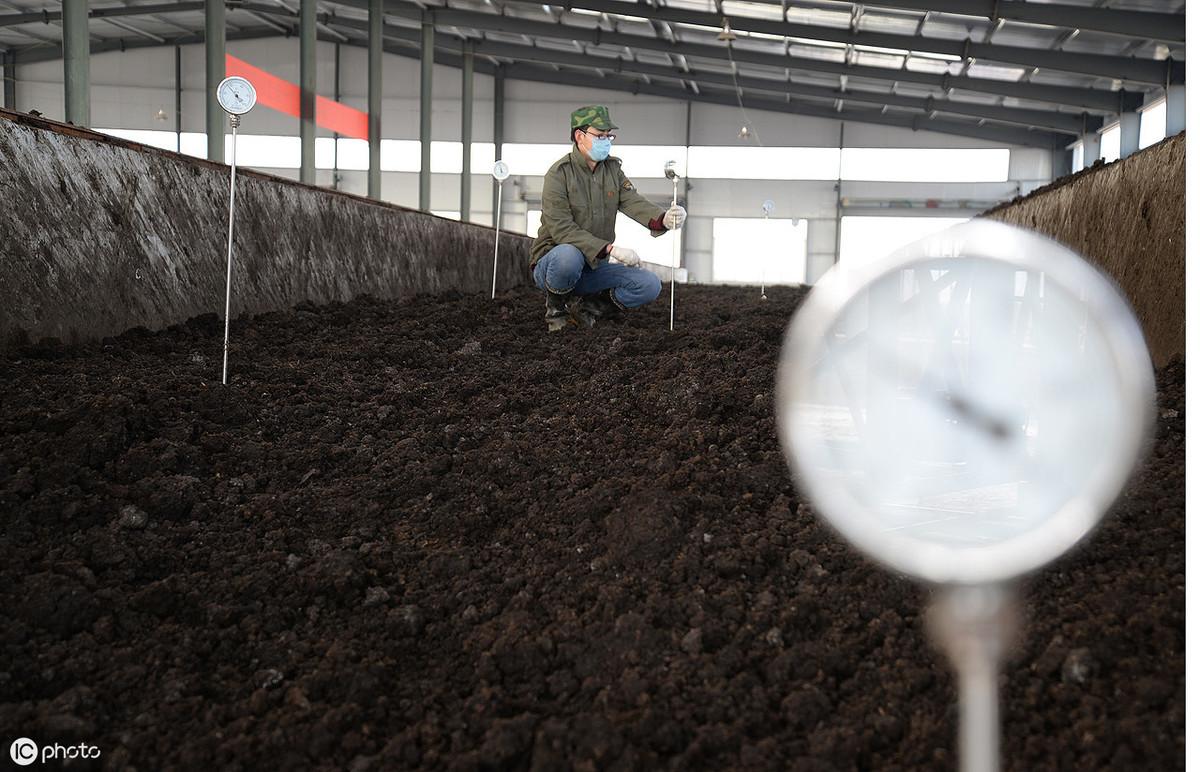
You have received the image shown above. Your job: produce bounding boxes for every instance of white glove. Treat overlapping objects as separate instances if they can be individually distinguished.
[609,246,641,267]
[663,204,687,230]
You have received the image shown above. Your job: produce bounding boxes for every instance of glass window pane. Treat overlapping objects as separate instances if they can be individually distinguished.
[688,146,839,180]
[839,216,969,271]
[1099,125,1120,162]
[840,148,1009,182]
[1139,100,1166,149]
[712,218,808,284]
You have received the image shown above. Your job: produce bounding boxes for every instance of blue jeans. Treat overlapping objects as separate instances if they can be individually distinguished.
[532,244,662,309]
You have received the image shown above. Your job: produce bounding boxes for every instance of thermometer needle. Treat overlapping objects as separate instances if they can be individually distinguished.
[944,392,1013,443]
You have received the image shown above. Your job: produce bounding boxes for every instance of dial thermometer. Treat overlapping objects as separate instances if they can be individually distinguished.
[490,160,511,299]
[216,76,257,116]
[775,219,1154,772]
[215,76,257,385]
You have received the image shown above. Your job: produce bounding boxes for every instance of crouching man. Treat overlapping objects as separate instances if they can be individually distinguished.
[530,105,686,331]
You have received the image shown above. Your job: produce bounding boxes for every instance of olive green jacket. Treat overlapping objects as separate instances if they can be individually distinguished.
[530,146,667,269]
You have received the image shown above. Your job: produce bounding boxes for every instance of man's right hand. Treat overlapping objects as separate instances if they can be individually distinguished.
[609,246,641,267]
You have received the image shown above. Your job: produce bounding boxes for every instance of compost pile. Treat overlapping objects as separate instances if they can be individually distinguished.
[0,286,1183,770]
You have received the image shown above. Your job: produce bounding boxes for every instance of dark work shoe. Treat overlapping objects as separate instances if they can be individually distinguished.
[572,290,624,328]
[545,290,575,332]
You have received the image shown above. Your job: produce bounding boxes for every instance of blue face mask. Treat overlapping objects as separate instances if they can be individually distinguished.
[587,137,612,162]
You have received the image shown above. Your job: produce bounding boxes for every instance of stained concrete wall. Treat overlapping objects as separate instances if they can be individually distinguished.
[0,108,532,347]
[984,133,1184,367]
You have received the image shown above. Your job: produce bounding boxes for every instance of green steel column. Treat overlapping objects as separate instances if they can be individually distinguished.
[62,0,90,126]
[419,11,433,211]
[3,51,16,111]
[460,41,474,223]
[299,0,316,185]
[1166,84,1185,136]
[174,45,182,152]
[205,0,225,162]
[368,0,382,200]
[492,65,504,228]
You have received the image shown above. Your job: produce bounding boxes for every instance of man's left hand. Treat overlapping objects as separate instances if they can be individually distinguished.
[663,204,687,230]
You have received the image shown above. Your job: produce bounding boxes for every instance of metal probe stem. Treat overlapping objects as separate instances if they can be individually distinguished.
[492,181,502,299]
[221,114,240,385]
[928,585,1017,772]
[670,176,678,332]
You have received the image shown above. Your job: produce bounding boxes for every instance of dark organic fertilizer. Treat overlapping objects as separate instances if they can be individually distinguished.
[0,286,1183,770]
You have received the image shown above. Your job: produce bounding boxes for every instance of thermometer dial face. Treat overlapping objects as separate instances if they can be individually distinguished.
[492,160,510,182]
[776,220,1154,584]
[217,76,257,116]
[762,199,776,216]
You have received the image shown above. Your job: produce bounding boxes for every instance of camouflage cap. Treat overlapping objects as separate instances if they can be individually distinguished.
[570,105,619,131]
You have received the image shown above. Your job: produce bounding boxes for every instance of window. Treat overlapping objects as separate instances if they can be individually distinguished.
[687,146,840,180]
[1099,124,1120,163]
[712,218,807,285]
[1071,143,1083,174]
[1139,99,1166,149]
[616,212,677,268]
[839,216,969,271]
[432,210,460,220]
[840,148,1009,183]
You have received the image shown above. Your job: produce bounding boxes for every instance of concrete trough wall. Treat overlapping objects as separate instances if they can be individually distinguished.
[984,133,1184,367]
[0,109,533,347]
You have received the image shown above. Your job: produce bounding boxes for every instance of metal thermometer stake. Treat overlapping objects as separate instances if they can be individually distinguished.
[215,75,256,386]
[491,160,511,300]
[221,113,239,385]
[664,160,679,331]
[760,199,775,301]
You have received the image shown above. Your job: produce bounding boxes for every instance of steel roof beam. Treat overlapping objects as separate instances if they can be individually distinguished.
[358,27,1099,133]
[3,0,1137,113]
[491,0,1176,84]
[7,26,1064,148]
[498,60,1066,148]
[356,3,1134,112]
[0,2,206,28]
[773,0,1185,45]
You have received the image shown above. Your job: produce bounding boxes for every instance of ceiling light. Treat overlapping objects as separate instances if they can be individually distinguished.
[717,17,736,42]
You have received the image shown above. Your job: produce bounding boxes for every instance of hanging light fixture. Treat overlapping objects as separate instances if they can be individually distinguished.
[717,17,736,41]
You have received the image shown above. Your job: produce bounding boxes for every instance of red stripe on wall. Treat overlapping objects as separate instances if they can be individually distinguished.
[225,54,369,141]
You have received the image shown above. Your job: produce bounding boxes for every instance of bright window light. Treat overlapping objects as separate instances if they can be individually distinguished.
[335,138,369,170]
[840,148,1009,182]
[502,143,574,177]
[712,218,808,285]
[229,134,300,168]
[1071,143,1083,173]
[95,127,180,151]
[432,210,460,220]
[605,145,688,178]
[616,212,677,268]
[1139,99,1166,149]
[471,142,499,174]
[839,216,969,271]
[527,210,542,238]
[688,146,840,180]
[1099,124,1120,162]
[180,132,207,158]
